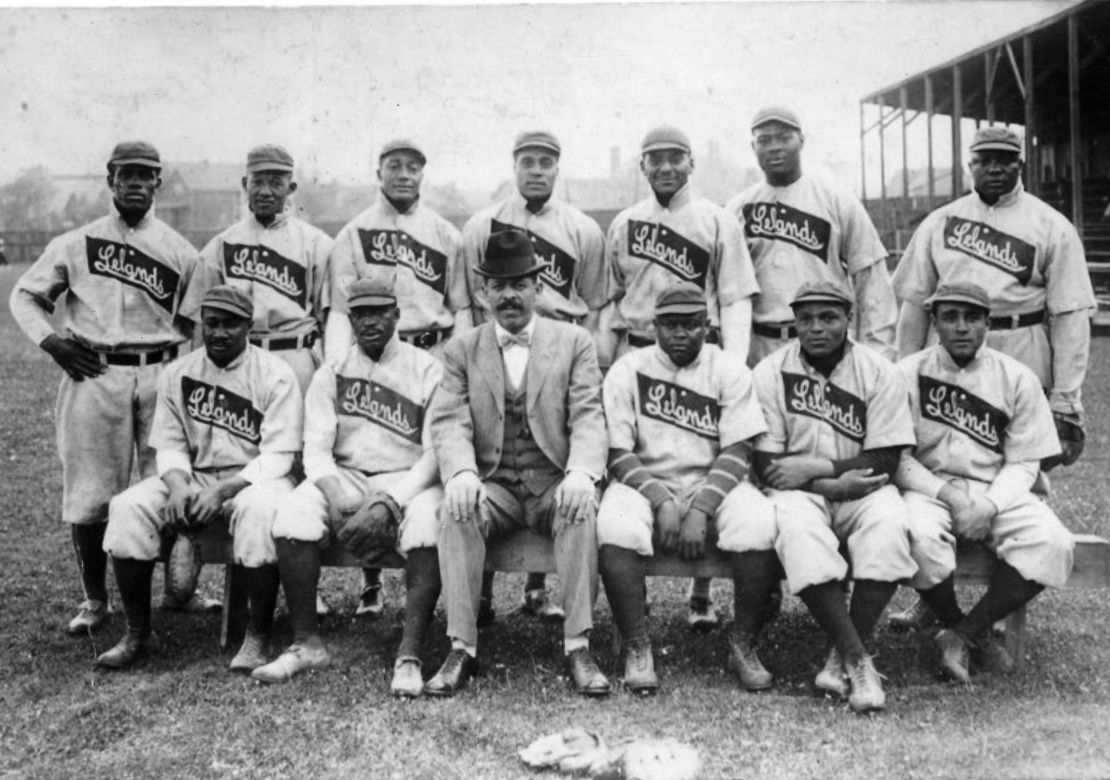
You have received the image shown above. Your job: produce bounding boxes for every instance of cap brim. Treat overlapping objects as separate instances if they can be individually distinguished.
[791,295,851,307]
[752,117,801,132]
[924,295,991,312]
[970,143,1022,154]
[247,163,295,173]
[200,302,252,318]
[641,143,689,154]
[110,158,162,169]
[513,143,561,156]
[380,149,427,164]
[655,303,708,316]
[348,295,397,308]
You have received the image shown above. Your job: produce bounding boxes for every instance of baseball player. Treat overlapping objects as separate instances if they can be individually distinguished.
[727,106,896,364]
[8,141,198,635]
[460,130,610,620]
[97,286,303,670]
[891,125,1094,629]
[326,139,470,616]
[752,279,918,713]
[252,278,444,696]
[598,284,778,694]
[603,125,759,629]
[894,282,1073,682]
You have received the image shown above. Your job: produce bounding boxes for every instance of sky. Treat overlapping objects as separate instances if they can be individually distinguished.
[0,1,1072,196]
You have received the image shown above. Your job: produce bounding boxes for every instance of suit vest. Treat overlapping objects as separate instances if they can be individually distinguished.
[491,376,562,496]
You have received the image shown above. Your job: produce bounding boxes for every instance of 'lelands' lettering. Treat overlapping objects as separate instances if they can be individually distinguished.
[337,376,423,444]
[358,229,447,294]
[742,202,831,262]
[783,372,866,443]
[919,376,1008,453]
[637,373,719,440]
[627,220,710,288]
[182,377,263,445]
[86,237,179,312]
[223,244,307,308]
[943,217,1035,284]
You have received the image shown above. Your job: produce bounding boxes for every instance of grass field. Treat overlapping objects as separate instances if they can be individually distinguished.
[3,263,1110,780]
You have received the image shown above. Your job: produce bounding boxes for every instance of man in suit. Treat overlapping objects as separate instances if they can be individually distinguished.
[425,227,610,698]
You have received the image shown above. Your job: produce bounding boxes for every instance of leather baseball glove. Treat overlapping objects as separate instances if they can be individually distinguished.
[1042,412,1085,471]
[336,489,402,565]
[164,533,202,605]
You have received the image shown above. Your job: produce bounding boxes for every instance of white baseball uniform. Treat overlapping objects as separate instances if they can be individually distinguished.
[182,211,333,393]
[103,345,303,567]
[897,344,1073,589]
[726,173,896,364]
[8,207,198,525]
[753,340,917,593]
[461,194,609,325]
[272,336,443,552]
[606,184,759,346]
[598,343,774,556]
[893,182,1095,414]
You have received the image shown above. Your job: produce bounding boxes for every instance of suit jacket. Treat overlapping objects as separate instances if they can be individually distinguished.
[429,316,607,483]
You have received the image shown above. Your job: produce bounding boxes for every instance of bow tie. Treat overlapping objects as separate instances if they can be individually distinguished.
[498,331,531,349]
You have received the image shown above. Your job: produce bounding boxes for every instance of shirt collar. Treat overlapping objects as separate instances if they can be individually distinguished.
[978,178,1024,209]
[493,316,537,347]
[654,182,692,211]
[110,202,155,230]
[252,207,290,230]
[935,342,983,372]
[380,195,420,217]
[205,344,250,372]
[357,332,401,364]
[513,190,555,216]
[652,342,704,372]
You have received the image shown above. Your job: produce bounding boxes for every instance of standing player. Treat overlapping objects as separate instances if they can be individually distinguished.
[97,286,303,670]
[752,279,918,713]
[727,106,896,364]
[894,282,1073,681]
[891,126,1093,628]
[604,125,759,628]
[461,130,610,619]
[326,139,470,616]
[598,285,778,694]
[8,141,198,635]
[252,278,444,696]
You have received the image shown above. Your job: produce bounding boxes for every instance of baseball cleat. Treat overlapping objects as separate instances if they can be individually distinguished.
[522,589,565,621]
[390,657,424,698]
[355,585,384,618]
[622,640,659,695]
[686,596,719,632]
[727,632,773,691]
[477,596,496,628]
[95,629,160,669]
[425,649,478,697]
[565,648,611,697]
[846,654,886,713]
[935,629,972,683]
[229,631,270,673]
[251,641,331,684]
[971,634,1014,676]
[889,598,938,632]
[67,599,110,635]
[159,593,222,613]
[814,647,850,698]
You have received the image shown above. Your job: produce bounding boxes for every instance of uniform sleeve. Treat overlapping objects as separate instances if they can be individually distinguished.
[713,211,759,306]
[716,359,768,448]
[150,367,192,461]
[862,359,917,449]
[851,262,898,361]
[575,216,611,310]
[442,221,470,315]
[1044,215,1096,315]
[752,358,787,454]
[302,363,341,482]
[9,234,72,345]
[839,192,889,275]
[604,216,629,303]
[179,236,224,324]
[460,214,490,320]
[311,231,335,327]
[891,212,941,307]
[256,363,304,454]
[387,357,445,506]
[1003,364,1064,464]
[327,224,362,316]
[602,356,639,452]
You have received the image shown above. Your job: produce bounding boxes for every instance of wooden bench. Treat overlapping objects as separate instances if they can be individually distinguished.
[196,527,1110,669]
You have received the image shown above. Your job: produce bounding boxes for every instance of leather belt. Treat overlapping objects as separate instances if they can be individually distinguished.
[400,328,452,349]
[626,329,720,348]
[989,310,1045,330]
[753,322,797,340]
[100,345,179,367]
[250,332,317,351]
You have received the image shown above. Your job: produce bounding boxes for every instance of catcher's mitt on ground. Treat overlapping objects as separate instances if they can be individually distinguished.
[337,489,402,565]
[519,728,701,780]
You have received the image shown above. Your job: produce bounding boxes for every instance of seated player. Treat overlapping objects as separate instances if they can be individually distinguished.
[894,282,1074,682]
[98,286,303,670]
[598,285,778,694]
[752,279,918,713]
[252,279,444,696]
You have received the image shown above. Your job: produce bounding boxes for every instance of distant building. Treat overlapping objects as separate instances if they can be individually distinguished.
[158,161,244,239]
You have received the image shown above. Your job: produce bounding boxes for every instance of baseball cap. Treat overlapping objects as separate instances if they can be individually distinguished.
[246,144,295,174]
[655,284,707,317]
[751,106,802,133]
[790,279,852,308]
[641,126,691,155]
[924,282,991,313]
[513,130,561,156]
[201,285,254,319]
[379,138,427,165]
[107,141,162,171]
[346,277,397,308]
[969,127,1022,156]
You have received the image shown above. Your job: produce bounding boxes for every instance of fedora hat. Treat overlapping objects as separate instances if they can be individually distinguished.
[474,228,543,279]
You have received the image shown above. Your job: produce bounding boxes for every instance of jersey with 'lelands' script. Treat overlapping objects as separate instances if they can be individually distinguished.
[13,209,197,349]
[606,185,758,337]
[461,195,608,323]
[753,340,914,460]
[302,336,442,482]
[893,185,1095,317]
[726,174,887,325]
[898,344,1060,482]
[182,213,332,339]
[604,343,766,492]
[329,198,467,333]
[150,345,303,471]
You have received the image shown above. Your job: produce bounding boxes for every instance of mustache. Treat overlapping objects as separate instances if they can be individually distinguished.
[497,301,523,310]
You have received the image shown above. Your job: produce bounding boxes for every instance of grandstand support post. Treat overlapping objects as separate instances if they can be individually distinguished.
[878,95,887,230]
[901,87,910,203]
[925,74,935,209]
[952,64,963,197]
[1067,12,1083,238]
[860,101,867,202]
[1023,34,1037,197]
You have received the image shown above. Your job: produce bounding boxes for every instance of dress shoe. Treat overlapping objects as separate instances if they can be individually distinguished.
[251,641,331,684]
[477,596,496,628]
[889,598,938,631]
[727,631,773,691]
[390,657,424,698]
[96,629,159,669]
[355,585,384,618]
[686,595,719,632]
[971,634,1014,675]
[67,599,110,636]
[229,631,269,673]
[522,589,565,621]
[846,654,886,713]
[814,647,850,698]
[935,628,972,683]
[315,594,332,618]
[565,648,611,697]
[622,640,659,695]
[425,649,478,697]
